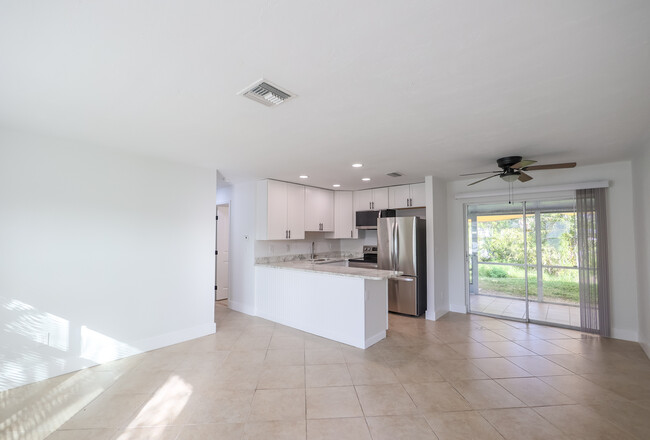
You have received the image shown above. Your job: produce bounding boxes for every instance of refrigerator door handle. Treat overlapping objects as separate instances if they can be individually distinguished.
[392,220,398,271]
[395,222,399,270]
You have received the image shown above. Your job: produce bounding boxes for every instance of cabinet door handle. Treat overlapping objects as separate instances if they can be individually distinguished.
[350,230,352,238]
[289,230,291,239]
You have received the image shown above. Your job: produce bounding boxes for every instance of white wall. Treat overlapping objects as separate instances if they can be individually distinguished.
[222,181,257,315]
[432,177,449,318]
[425,176,449,320]
[0,130,216,391]
[632,145,650,356]
[446,161,639,341]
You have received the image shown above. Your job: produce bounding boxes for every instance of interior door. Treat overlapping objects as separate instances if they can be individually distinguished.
[216,205,230,300]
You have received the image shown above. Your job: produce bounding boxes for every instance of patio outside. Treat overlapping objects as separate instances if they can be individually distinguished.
[468,202,581,329]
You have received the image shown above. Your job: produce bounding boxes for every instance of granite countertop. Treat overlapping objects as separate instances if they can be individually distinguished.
[256,260,403,281]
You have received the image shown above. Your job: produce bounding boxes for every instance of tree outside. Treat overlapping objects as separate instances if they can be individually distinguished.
[473,212,579,304]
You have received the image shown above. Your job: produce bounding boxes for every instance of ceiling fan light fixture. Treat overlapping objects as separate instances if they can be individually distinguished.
[500,172,520,183]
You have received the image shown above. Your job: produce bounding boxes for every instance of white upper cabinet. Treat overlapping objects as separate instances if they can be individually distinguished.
[409,183,425,207]
[354,187,389,211]
[389,185,410,209]
[389,183,425,208]
[305,187,334,232]
[372,187,389,210]
[327,191,358,239]
[286,183,306,239]
[354,189,373,211]
[257,180,305,240]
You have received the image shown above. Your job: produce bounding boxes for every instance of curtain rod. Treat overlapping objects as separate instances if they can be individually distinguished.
[454,180,610,200]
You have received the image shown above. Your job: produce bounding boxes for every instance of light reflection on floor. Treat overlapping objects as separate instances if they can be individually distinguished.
[470,294,581,327]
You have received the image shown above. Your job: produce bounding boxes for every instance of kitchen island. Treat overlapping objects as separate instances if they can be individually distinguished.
[255,261,401,348]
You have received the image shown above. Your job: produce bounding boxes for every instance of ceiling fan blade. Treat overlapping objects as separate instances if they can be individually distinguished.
[511,159,537,169]
[518,172,533,183]
[468,174,500,186]
[522,162,576,171]
[459,170,501,176]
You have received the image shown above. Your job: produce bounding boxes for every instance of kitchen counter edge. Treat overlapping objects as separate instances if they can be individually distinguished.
[255,261,403,281]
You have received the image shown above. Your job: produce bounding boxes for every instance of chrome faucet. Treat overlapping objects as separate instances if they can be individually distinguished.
[311,242,315,260]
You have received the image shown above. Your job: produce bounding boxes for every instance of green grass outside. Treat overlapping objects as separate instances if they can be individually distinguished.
[477,265,579,303]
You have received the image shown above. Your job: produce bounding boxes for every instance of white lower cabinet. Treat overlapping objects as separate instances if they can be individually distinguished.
[256,179,305,240]
[255,266,388,349]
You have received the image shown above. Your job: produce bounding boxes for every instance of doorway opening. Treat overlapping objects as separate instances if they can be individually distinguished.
[215,204,230,311]
[466,199,580,329]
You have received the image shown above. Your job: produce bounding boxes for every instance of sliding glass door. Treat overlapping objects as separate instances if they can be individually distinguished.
[466,199,580,329]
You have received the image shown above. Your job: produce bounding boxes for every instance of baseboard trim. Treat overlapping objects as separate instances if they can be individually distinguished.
[610,327,638,342]
[132,322,216,352]
[425,309,449,321]
[364,330,386,348]
[228,299,256,316]
[449,303,467,314]
[640,341,650,360]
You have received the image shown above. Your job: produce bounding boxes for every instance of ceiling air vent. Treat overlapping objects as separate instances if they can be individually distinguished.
[238,79,295,107]
[386,172,403,177]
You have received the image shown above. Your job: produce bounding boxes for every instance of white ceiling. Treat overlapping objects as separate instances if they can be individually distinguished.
[1,1,650,190]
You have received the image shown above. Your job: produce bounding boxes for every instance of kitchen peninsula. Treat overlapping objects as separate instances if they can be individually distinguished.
[255,261,402,348]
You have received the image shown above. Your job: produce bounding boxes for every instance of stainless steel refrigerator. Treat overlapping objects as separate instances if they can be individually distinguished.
[377,216,427,316]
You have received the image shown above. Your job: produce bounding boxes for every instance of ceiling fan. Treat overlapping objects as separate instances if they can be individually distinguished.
[461,156,576,186]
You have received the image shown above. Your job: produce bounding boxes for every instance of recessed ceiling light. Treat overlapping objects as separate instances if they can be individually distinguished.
[332,184,341,188]
[362,177,371,181]
[352,163,363,168]
[299,175,309,179]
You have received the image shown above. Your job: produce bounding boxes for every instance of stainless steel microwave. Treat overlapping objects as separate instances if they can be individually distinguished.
[355,209,396,230]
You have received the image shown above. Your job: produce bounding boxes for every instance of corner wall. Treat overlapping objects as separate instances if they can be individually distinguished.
[0,129,217,391]
[425,176,449,320]
[446,161,639,341]
[632,145,650,356]
[220,181,257,315]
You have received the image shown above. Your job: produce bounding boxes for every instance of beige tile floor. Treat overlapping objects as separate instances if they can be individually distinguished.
[470,294,581,327]
[3,303,650,440]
